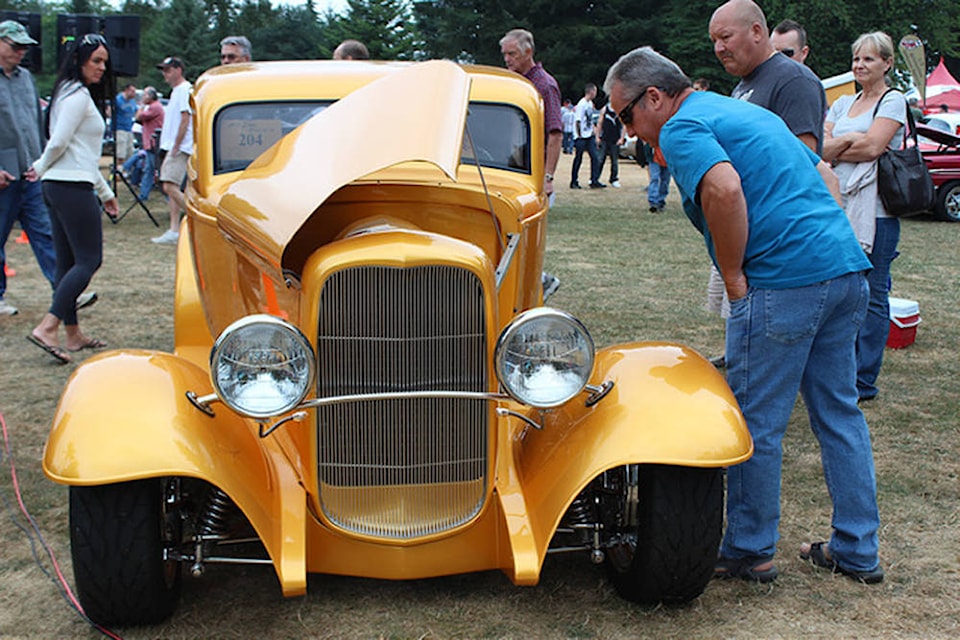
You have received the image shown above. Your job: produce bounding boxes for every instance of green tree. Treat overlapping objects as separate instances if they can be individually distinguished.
[142,0,217,87]
[324,0,420,60]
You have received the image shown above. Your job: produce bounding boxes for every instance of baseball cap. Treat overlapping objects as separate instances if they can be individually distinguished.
[0,20,38,46]
[156,56,184,70]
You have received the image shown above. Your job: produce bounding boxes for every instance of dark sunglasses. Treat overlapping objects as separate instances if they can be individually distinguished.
[2,38,29,52]
[81,33,107,47]
[220,53,239,62]
[778,48,795,58]
[617,88,649,126]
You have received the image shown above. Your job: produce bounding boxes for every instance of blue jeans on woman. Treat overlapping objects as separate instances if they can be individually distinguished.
[721,271,881,573]
[857,217,900,400]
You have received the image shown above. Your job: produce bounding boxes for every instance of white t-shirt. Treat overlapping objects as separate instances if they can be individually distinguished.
[159,80,193,154]
[827,90,906,218]
[574,97,594,139]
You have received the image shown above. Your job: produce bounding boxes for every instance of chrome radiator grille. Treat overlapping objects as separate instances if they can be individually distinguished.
[315,265,488,539]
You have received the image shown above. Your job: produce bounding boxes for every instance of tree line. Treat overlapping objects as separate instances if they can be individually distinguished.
[8,0,960,104]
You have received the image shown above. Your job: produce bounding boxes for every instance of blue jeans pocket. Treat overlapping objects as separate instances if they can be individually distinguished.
[762,284,827,344]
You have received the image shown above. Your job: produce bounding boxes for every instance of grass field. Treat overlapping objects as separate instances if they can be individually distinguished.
[1,152,958,638]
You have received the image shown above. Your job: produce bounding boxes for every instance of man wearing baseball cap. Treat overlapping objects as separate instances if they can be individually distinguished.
[152,55,193,245]
[0,21,77,315]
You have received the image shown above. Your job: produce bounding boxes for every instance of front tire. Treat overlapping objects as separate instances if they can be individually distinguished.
[934,180,960,222]
[70,478,182,626]
[604,464,723,604]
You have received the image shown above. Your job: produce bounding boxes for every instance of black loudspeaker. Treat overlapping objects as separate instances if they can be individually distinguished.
[56,14,101,73]
[103,15,140,77]
[0,11,42,73]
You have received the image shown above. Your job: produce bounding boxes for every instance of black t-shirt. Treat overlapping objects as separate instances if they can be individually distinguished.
[732,53,827,155]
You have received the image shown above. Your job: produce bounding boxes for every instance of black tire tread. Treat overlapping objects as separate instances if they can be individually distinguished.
[607,464,723,605]
[70,479,181,626]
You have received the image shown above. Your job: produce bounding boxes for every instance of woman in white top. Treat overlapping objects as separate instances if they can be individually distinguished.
[820,31,906,403]
[25,33,118,364]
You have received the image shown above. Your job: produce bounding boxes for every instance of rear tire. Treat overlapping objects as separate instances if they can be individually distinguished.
[934,180,960,222]
[70,478,182,626]
[604,464,723,604]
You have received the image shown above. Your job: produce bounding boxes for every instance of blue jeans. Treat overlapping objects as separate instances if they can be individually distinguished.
[122,148,156,201]
[857,217,900,400]
[647,162,670,207]
[0,178,57,298]
[721,271,881,573]
[571,136,600,186]
[562,131,574,154]
[597,140,620,183]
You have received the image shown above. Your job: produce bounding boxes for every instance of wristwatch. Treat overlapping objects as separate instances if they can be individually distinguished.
[545,173,554,182]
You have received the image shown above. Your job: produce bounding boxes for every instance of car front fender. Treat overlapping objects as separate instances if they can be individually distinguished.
[512,341,751,556]
[43,350,307,596]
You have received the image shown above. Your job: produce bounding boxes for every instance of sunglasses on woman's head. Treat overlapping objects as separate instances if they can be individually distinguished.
[81,33,107,47]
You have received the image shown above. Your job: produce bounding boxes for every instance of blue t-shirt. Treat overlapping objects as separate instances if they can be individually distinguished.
[660,91,870,290]
[114,94,137,132]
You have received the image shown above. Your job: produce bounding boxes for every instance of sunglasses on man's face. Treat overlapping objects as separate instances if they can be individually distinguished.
[2,38,29,53]
[778,48,796,58]
[221,53,239,62]
[618,88,651,126]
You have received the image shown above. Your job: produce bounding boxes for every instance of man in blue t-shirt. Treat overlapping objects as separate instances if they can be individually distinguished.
[604,46,884,587]
[114,83,138,162]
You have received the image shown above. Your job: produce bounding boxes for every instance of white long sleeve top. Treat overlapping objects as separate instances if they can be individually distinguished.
[32,80,114,202]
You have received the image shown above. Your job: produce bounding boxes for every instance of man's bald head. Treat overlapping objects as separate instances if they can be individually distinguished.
[709,0,774,78]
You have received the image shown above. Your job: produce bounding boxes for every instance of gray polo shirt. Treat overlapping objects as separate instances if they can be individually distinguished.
[0,65,45,175]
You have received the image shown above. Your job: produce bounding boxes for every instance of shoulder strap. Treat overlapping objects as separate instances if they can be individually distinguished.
[872,89,914,150]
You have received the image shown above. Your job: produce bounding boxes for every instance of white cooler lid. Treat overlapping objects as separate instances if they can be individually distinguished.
[889,297,919,318]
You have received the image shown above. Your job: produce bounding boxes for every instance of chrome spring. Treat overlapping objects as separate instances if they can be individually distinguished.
[566,493,594,526]
[197,487,233,538]
[191,487,234,577]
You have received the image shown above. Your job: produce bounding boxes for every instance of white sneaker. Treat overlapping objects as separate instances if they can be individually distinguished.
[0,299,18,316]
[151,229,179,245]
[76,291,98,310]
[611,180,621,188]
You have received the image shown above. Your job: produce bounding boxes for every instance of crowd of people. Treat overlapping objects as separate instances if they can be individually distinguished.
[2,0,907,589]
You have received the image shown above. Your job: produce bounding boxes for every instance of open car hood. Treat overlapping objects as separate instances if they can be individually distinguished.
[217,60,471,276]
[917,124,960,149]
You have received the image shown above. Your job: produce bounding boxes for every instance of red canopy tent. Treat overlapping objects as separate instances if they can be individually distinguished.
[924,57,960,112]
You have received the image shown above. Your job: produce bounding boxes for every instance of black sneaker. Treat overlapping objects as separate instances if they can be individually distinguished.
[590,182,607,189]
[570,182,582,189]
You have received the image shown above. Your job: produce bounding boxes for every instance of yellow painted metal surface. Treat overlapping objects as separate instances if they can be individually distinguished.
[42,351,308,595]
[513,342,752,562]
[217,60,471,278]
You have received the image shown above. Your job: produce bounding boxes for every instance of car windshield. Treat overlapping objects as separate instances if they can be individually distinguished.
[214,101,531,175]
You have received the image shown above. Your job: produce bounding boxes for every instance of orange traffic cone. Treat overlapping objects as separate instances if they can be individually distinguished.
[3,263,15,277]
[15,230,29,244]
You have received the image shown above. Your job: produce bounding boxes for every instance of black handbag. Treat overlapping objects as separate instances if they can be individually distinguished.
[873,91,935,217]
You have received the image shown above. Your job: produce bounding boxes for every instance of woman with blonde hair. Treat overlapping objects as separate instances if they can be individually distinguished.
[821,31,905,404]
[25,34,118,363]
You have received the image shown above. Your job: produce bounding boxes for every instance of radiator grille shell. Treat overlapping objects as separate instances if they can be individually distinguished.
[315,265,489,539]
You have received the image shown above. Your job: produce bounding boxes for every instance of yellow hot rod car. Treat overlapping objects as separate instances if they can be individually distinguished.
[43,60,751,625]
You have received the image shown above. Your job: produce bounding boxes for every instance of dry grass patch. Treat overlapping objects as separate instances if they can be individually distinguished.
[1,155,958,638]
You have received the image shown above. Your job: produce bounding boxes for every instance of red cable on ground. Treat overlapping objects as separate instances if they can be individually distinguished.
[0,411,124,640]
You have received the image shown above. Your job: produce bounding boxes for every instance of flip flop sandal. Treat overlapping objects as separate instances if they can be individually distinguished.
[800,542,885,584]
[67,337,108,352]
[714,555,778,583]
[26,334,72,364]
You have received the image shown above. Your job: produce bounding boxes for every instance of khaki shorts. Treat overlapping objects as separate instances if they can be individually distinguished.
[159,150,189,187]
[115,130,134,161]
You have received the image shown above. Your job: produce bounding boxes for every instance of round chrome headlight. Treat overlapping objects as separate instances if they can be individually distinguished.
[494,307,595,408]
[210,315,315,419]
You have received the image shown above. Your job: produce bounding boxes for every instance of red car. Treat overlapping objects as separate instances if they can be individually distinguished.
[917,123,960,222]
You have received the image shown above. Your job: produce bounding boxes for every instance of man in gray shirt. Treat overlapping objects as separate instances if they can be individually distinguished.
[709,0,826,154]
[0,21,61,316]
